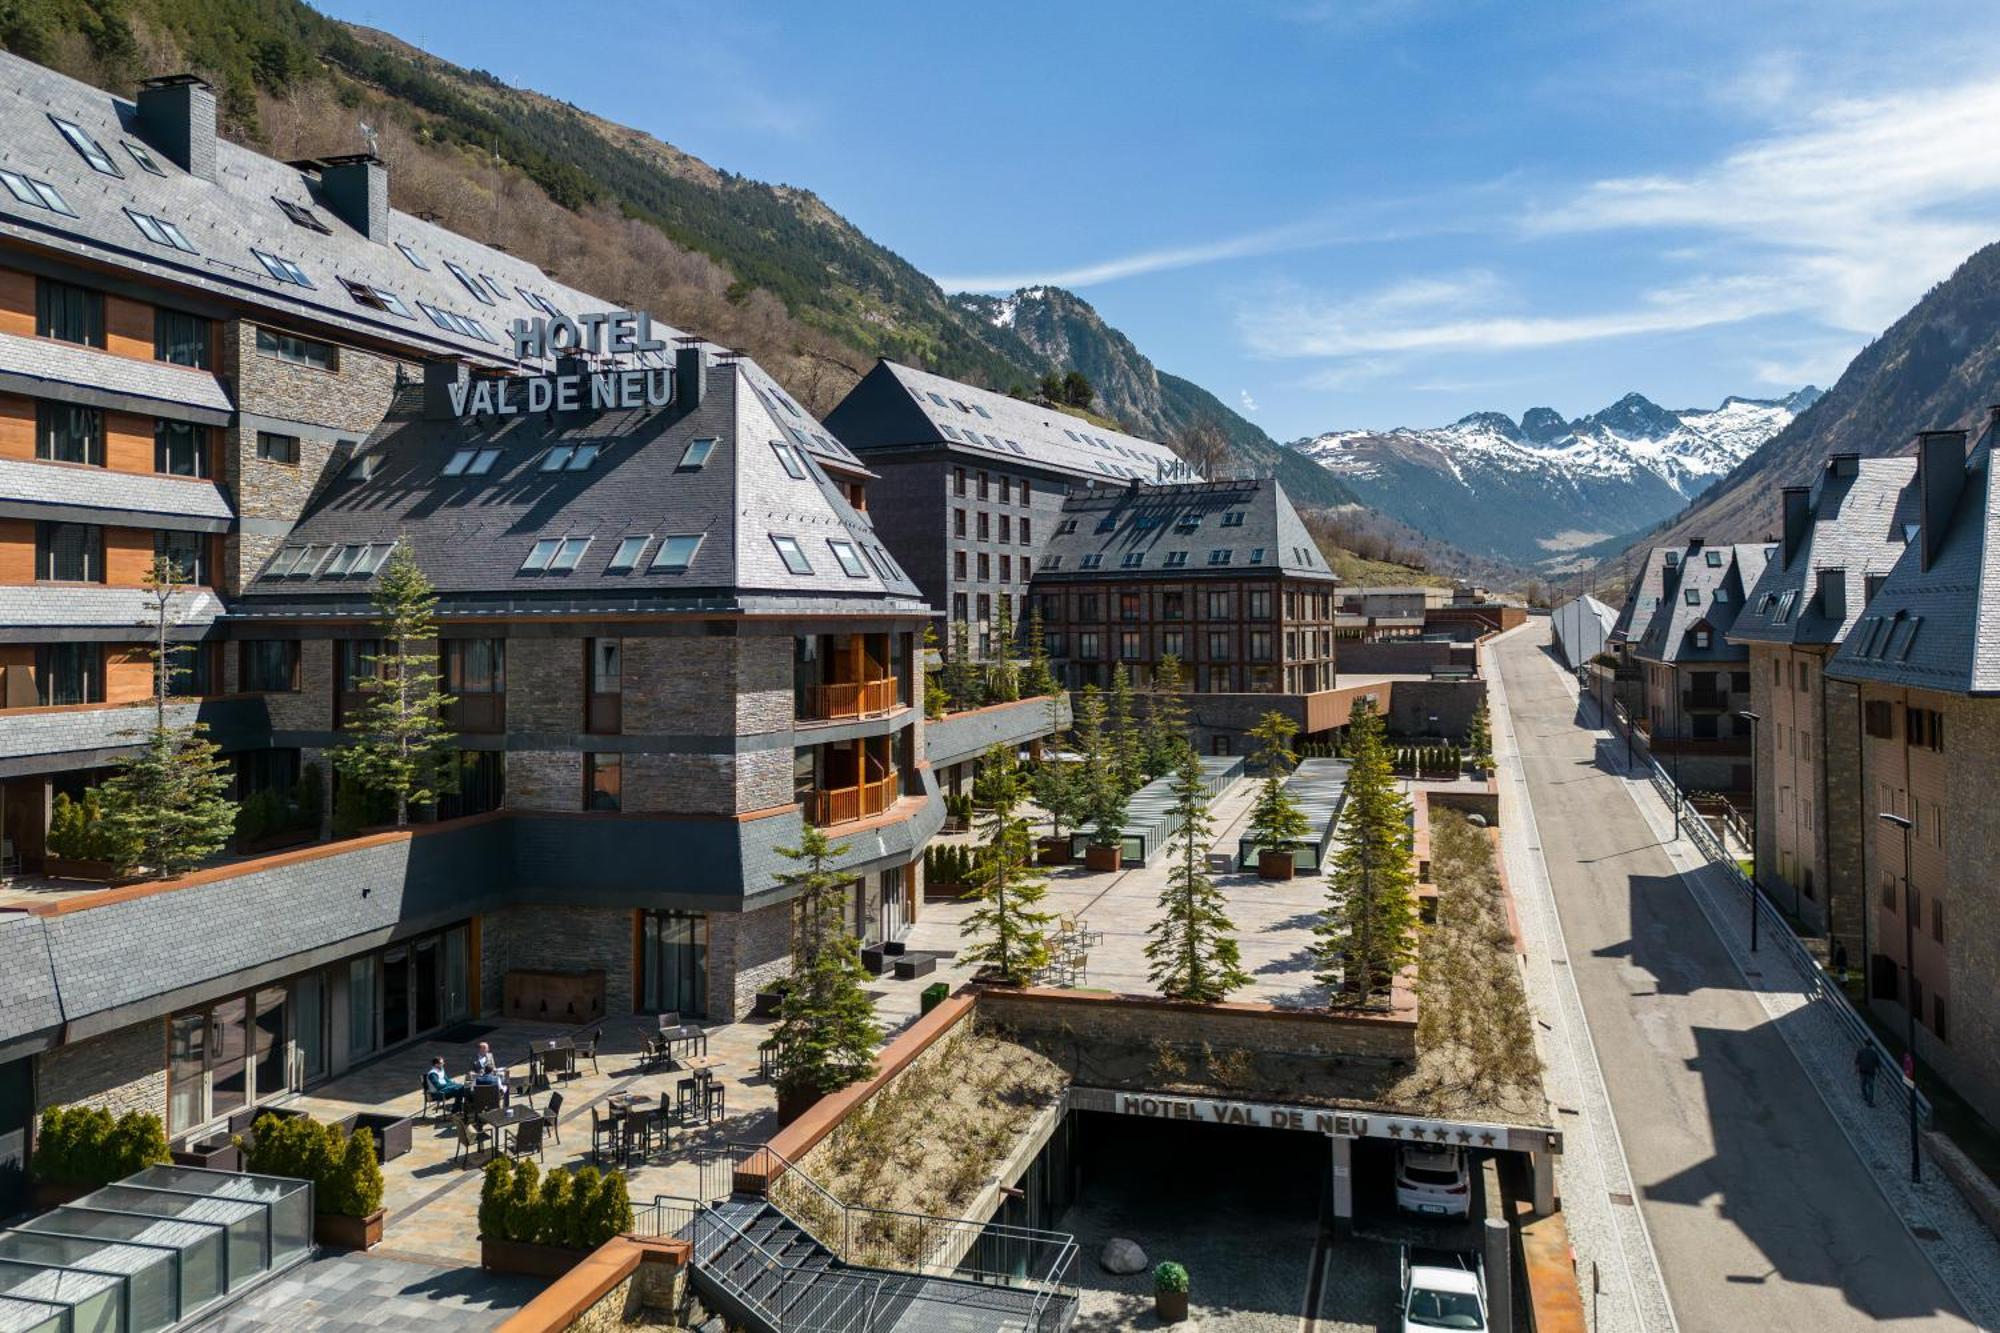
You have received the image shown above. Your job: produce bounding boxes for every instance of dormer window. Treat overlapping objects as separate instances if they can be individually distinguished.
[50,116,120,175]
[1693,629,1711,649]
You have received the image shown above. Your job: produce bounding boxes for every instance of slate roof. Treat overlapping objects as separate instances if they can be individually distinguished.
[0,51,860,475]
[1551,594,1616,668]
[824,359,1199,485]
[1030,478,1337,582]
[0,327,232,421]
[230,365,924,618]
[1733,457,1919,649]
[0,585,220,636]
[1633,542,1771,665]
[0,913,62,1051]
[1610,546,1678,646]
[0,455,233,529]
[1829,429,2000,694]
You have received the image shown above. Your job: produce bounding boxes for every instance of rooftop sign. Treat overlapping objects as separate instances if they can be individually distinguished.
[444,309,677,418]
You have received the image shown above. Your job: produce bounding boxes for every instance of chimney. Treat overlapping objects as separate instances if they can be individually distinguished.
[135,75,216,181]
[1827,452,1860,478]
[1781,487,1811,567]
[1817,568,1846,623]
[1915,429,1968,571]
[423,359,466,419]
[319,153,389,241]
[674,341,706,411]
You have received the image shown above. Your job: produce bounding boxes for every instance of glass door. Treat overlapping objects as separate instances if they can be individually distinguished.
[381,948,410,1048]
[881,867,906,941]
[294,973,326,1084]
[348,956,377,1060]
[251,986,288,1104]
[443,927,469,1024]
[642,912,708,1018]
[208,998,249,1119]
[167,1014,206,1136]
[413,939,441,1035]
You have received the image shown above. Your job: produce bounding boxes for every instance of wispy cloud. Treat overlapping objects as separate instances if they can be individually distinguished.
[933,216,1366,293]
[1238,389,1260,413]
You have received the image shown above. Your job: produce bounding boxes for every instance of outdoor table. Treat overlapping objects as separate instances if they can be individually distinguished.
[479,1105,541,1135]
[661,1025,707,1062]
[679,1054,726,1078]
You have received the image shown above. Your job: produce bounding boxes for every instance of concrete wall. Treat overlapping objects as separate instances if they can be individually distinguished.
[1335,640,1476,675]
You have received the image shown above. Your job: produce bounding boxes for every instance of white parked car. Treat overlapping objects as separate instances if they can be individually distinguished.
[1401,1246,1488,1332]
[1395,1143,1471,1217]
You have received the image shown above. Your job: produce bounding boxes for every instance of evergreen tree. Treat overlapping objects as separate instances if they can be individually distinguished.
[1060,370,1094,409]
[94,557,237,878]
[921,623,946,719]
[1314,700,1418,1006]
[1031,758,1087,844]
[1108,669,1143,796]
[943,620,983,709]
[332,543,455,826]
[1142,652,1192,778]
[986,598,1020,702]
[1022,608,1059,698]
[771,826,881,1100]
[1072,685,1128,851]
[1466,701,1495,773]
[960,744,1054,984]
[1146,749,1249,1002]
[1244,710,1309,862]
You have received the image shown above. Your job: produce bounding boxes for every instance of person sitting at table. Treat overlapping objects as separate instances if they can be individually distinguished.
[426,1057,467,1113]
[471,1041,499,1078]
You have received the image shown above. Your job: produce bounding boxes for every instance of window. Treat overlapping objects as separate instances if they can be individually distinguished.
[1120,631,1141,660]
[1043,555,1062,570]
[251,249,314,288]
[1176,513,1202,531]
[543,537,590,571]
[444,259,494,304]
[1080,553,1103,570]
[1693,629,1711,649]
[154,420,207,477]
[1000,555,1013,582]
[999,514,1012,543]
[608,535,651,571]
[1208,631,1231,660]
[1208,549,1233,565]
[1249,548,1266,565]
[1079,594,1102,620]
[50,115,120,175]
[395,241,430,270]
[1907,707,1944,752]
[442,447,501,477]
[255,327,336,370]
[1684,587,1701,604]
[256,431,300,464]
[1020,517,1032,544]
[1162,630,1185,658]
[154,530,207,585]
[977,552,992,580]
[827,539,868,578]
[443,639,505,733]
[1249,590,1272,618]
[585,754,622,812]
[1119,592,1142,621]
[1864,699,1894,739]
[772,535,814,574]
[1206,591,1231,619]
[339,277,411,317]
[36,279,103,347]
[240,640,299,692]
[1164,551,1188,568]
[0,168,75,215]
[1163,592,1185,621]
[36,401,103,465]
[651,534,704,572]
[1079,633,1101,659]
[36,643,100,705]
[977,512,990,540]
[954,551,968,580]
[978,471,990,500]
[771,441,806,479]
[953,467,967,496]
[954,510,967,538]
[1250,630,1272,660]
[680,437,718,469]
[36,522,101,582]
[155,309,211,368]
[953,593,968,622]
[125,207,197,253]
[1056,519,1077,536]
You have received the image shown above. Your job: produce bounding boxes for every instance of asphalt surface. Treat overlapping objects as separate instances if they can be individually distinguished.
[1493,626,1976,1332]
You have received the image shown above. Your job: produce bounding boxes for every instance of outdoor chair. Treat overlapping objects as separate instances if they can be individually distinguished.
[657,1012,681,1031]
[757,1037,777,1080]
[505,1117,546,1163]
[590,1107,618,1165]
[702,1080,726,1125]
[582,1028,603,1075]
[507,1072,537,1110]
[545,1047,577,1083]
[470,1083,502,1115]
[543,1091,564,1143]
[676,1077,701,1126]
[452,1115,487,1168]
[421,1078,452,1120]
[622,1105,654,1158]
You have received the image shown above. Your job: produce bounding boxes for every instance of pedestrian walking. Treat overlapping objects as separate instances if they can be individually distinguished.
[1855,1043,1881,1106]
[1832,941,1849,983]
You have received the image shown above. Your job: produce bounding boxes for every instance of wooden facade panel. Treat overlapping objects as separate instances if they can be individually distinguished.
[105,411,153,474]
[105,294,153,361]
[0,268,32,340]
[0,518,33,585]
[0,644,35,709]
[105,644,153,704]
[104,527,154,587]
[0,394,34,461]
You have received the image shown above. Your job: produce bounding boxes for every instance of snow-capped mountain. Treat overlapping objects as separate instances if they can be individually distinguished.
[1291,388,1820,568]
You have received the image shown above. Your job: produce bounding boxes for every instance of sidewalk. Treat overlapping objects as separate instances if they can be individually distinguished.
[1531,630,2000,1328]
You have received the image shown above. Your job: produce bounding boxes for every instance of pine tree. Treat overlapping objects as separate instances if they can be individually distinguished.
[1244,710,1309,862]
[1142,652,1192,779]
[771,826,881,1100]
[1466,701,1496,773]
[987,598,1020,702]
[960,744,1054,983]
[943,620,983,710]
[1314,699,1418,1006]
[94,556,237,878]
[332,543,456,826]
[921,623,946,719]
[1072,685,1128,852]
[1146,749,1249,1002]
[1108,669,1143,796]
[1022,608,1059,698]
[1031,758,1087,844]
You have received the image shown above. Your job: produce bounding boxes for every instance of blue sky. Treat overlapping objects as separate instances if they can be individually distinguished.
[316,1,2000,438]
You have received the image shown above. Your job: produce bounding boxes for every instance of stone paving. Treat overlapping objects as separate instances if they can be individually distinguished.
[198,1250,544,1331]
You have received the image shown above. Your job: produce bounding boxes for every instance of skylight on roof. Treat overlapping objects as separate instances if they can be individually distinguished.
[50,115,120,175]
[1221,511,1246,528]
[652,535,704,572]
[862,545,892,579]
[927,392,948,407]
[340,278,411,318]
[771,441,806,479]
[1176,513,1202,530]
[828,539,868,578]
[1165,551,1188,567]
[1705,549,1723,567]
[274,197,331,234]
[1080,554,1104,570]
[521,539,560,571]
[1684,587,1700,604]
[1121,552,1144,568]
[396,241,430,271]
[548,537,592,571]
[973,404,993,419]
[608,535,651,571]
[125,208,198,254]
[0,169,75,217]
[940,425,962,441]
[1006,441,1025,455]
[1209,549,1233,565]
[445,259,495,304]
[481,274,511,303]
[252,249,313,288]
[680,438,718,470]
[771,534,813,575]
[567,444,601,470]
[122,140,164,175]
[1249,548,1266,564]
[1055,519,1077,535]
[1043,555,1063,569]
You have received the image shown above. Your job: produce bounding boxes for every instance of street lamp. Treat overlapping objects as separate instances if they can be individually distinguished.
[1671,676,1683,839]
[1738,710,1760,953]
[1877,810,1921,1184]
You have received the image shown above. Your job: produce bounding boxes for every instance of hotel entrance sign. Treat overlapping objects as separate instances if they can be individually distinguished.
[444,310,678,418]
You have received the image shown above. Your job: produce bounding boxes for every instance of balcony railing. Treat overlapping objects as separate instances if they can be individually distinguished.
[800,677,899,722]
[1681,689,1728,712]
[806,773,900,826]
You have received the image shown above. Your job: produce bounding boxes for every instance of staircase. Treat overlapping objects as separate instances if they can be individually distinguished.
[674,1192,1078,1333]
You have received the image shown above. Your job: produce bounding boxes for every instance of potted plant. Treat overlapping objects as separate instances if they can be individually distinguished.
[1080,767,1128,873]
[32,1106,169,1207]
[246,1112,385,1250]
[1032,760,1084,864]
[1154,1261,1190,1323]
[478,1160,632,1276]
[1246,712,1309,880]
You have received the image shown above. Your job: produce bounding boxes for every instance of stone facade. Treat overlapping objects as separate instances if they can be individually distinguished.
[506,637,586,735]
[481,904,636,1022]
[708,899,793,1023]
[508,749,584,812]
[1747,643,1835,934]
[35,1021,169,1122]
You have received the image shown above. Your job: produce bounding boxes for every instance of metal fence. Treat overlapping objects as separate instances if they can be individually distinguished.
[1588,688,1932,1128]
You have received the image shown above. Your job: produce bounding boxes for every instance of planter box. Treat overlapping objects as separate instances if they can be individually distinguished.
[347,1112,414,1164]
[43,857,137,884]
[919,982,951,1015]
[31,1181,91,1211]
[924,879,974,901]
[1037,838,1074,865]
[315,1208,385,1252]
[480,1235,593,1278]
[233,828,317,856]
[1258,849,1297,881]
[1084,843,1122,872]
[1156,1289,1189,1323]
[859,946,889,977]
[752,987,790,1019]
[171,1136,240,1173]
[775,1085,823,1128]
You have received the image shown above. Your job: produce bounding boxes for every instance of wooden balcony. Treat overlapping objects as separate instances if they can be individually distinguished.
[806,773,900,826]
[800,677,899,722]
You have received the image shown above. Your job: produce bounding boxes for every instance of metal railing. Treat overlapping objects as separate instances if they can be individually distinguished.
[681,1201,886,1333]
[1595,694,1932,1127]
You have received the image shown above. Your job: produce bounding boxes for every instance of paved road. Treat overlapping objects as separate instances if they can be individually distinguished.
[1493,625,1977,1332]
